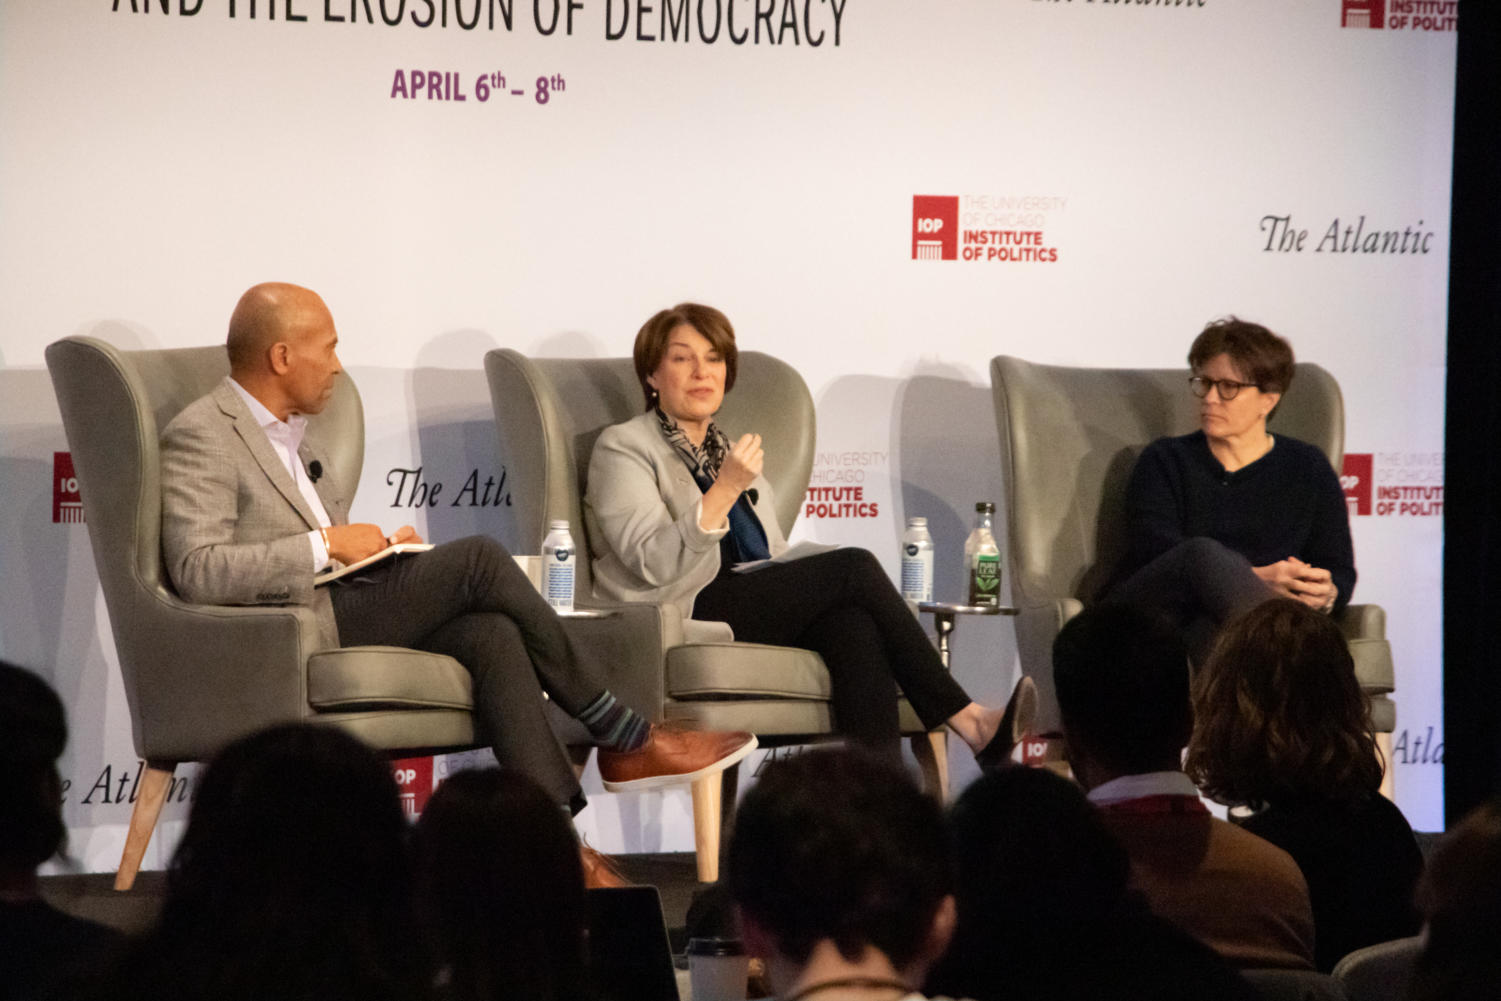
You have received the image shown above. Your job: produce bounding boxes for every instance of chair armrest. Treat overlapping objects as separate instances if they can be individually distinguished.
[682,619,735,644]
[1337,603,1387,641]
[118,592,322,761]
[561,600,736,724]
[558,602,667,720]
[577,596,734,647]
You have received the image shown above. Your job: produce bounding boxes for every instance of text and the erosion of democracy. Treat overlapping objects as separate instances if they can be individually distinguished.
[113,0,850,45]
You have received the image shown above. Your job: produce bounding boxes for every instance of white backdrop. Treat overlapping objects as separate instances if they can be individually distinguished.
[0,0,1454,870]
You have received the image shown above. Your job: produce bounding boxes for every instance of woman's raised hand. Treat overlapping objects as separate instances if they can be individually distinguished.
[698,433,765,532]
[719,433,765,494]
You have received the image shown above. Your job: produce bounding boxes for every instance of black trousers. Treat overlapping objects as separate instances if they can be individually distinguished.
[1102,536,1274,664]
[330,535,599,810]
[692,547,972,755]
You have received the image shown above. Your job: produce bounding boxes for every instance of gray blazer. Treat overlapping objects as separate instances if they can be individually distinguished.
[584,411,788,619]
[160,378,350,650]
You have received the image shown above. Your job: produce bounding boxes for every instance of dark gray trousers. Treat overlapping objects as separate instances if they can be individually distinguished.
[330,535,599,810]
[1103,536,1274,664]
[692,547,972,758]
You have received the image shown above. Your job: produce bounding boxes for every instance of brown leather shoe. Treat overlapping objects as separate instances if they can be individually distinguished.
[598,725,757,792]
[579,840,631,889]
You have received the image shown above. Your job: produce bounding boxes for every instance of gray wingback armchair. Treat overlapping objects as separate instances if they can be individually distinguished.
[990,357,1397,793]
[484,348,949,880]
[44,336,490,888]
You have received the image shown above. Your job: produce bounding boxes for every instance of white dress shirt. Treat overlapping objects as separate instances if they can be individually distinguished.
[228,378,333,571]
[1086,770,1203,807]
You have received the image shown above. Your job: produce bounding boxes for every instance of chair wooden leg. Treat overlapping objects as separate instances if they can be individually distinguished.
[115,762,175,891]
[1376,731,1396,802]
[911,731,950,802]
[691,770,723,883]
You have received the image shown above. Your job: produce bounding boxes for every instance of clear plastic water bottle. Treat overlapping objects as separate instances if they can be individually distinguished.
[541,519,575,612]
[900,516,934,602]
[964,502,1001,607]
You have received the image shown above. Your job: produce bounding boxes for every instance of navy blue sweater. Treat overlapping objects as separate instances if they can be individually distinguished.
[1113,431,1356,612]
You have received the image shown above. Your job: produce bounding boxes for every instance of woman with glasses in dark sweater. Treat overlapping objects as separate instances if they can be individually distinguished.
[1103,317,1355,663]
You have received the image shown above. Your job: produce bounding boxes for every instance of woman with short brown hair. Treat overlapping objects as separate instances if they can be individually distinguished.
[584,303,1035,767]
[1186,599,1421,971]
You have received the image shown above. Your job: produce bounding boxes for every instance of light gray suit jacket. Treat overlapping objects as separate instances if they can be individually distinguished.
[160,378,350,650]
[584,411,788,620]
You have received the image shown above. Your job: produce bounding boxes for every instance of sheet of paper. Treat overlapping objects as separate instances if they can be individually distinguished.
[731,541,840,574]
[314,542,434,586]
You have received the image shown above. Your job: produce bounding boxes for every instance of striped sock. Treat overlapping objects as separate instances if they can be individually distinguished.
[578,691,651,752]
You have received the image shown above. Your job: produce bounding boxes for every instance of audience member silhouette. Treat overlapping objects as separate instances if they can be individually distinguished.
[107,724,427,1001]
[925,765,1257,1001]
[1053,603,1315,969]
[1187,598,1422,971]
[411,767,595,1001]
[0,660,123,1001]
[726,747,963,1001]
[1406,798,1501,1001]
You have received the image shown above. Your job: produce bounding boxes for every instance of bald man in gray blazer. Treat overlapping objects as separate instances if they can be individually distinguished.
[159,283,754,856]
[162,376,349,648]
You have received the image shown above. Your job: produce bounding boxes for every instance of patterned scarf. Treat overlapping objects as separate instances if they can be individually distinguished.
[655,407,731,481]
[654,407,770,564]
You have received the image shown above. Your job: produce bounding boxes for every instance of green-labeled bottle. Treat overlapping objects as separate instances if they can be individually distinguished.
[965,501,1001,607]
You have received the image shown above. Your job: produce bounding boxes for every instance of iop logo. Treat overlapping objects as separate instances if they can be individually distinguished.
[1341,453,1373,516]
[1341,0,1384,28]
[54,453,84,524]
[912,196,958,260]
[391,756,435,817]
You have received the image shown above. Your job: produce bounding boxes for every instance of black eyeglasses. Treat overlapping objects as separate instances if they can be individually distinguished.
[1189,375,1258,400]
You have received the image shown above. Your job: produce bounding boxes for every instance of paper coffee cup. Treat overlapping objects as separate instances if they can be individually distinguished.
[687,937,749,1001]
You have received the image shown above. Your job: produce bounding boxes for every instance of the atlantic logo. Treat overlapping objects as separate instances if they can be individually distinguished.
[53,453,84,524]
[1341,0,1454,31]
[911,194,1064,263]
[1342,452,1443,517]
[1259,214,1436,255]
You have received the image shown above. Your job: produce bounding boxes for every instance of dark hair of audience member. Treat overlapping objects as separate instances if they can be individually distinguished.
[109,724,425,1001]
[2,661,127,1001]
[0,661,70,873]
[936,765,1131,940]
[1053,604,1192,777]
[1186,598,1381,809]
[1407,798,1501,1001]
[925,766,1257,1001]
[725,747,953,970]
[411,767,592,1001]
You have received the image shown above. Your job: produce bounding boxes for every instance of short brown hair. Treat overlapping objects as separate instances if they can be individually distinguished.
[632,303,738,410]
[1188,317,1295,395]
[1186,599,1380,809]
